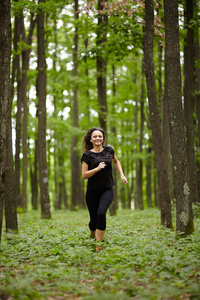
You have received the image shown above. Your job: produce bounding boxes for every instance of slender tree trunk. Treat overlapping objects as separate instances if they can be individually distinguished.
[62,172,68,209]
[71,0,81,210]
[184,0,198,203]
[144,0,172,228]
[146,147,152,207]
[22,13,36,210]
[37,0,51,219]
[5,119,18,234]
[194,3,200,202]
[84,34,91,123]
[109,64,118,216]
[163,0,194,235]
[154,158,159,207]
[136,159,143,209]
[97,0,108,134]
[0,0,18,240]
[21,29,28,211]
[11,8,22,208]
[163,84,174,203]
[5,26,18,233]
[31,138,38,210]
[136,61,145,210]
[134,99,140,209]
[52,19,59,210]
[157,16,174,204]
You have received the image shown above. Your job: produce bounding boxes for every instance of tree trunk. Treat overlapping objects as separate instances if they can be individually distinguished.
[184,0,198,203]
[146,147,152,207]
[136,159,143,209]
[12,13,22,208]
[136,62,145,210]
[158,17,174,204]
[0,0,18,239]
[163,83,174,203]
[154,162,159,207]
[21,36,28,212]
[109,64,118,216]
[21,14,36,211]
[134,99,140,209]
[37,0,51,219]
[97,0,108,134]
[84,35,91,123]
[31,138,38,210]
[163,0,194,235]
[71,0,82,210]
[194,3,200,202]
[62,172,68,209]
[144,0,172,228]
[52,19,59,210]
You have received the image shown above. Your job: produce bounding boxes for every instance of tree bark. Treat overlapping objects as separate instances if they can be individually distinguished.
[97,0,108,134]
[21,14,36,211]
[136,62,145,210]
[109,65,118,216]
[134,99,140,209]
[194,3,200,202]
[163,0,194,235]
[146,146,152,207]
[37,0,51,219]
[162,83,174,203]
[12,12,22,207]
[144,0,172,228]
[0,0,18,239]
[71,0,82,210]
[5,118,18,233]
[184,0,198,203]
[31,137,38,210]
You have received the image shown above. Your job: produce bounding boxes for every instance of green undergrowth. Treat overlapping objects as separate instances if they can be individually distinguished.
[0,208,200,300]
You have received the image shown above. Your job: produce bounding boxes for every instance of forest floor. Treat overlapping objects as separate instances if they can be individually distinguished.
[0,207,200,300]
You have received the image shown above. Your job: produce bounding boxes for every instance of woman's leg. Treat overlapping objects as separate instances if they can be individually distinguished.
[96,188,113,242]
[96,229,105,242]
[90,230,96,238]
[86,189,100,234]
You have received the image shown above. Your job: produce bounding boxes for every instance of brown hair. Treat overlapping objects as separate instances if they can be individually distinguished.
[83,127,105,151]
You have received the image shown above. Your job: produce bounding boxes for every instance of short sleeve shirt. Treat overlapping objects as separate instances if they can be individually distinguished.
[81,146,115,190]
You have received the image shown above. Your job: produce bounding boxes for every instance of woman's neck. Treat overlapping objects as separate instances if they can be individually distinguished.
[91,146,104,153]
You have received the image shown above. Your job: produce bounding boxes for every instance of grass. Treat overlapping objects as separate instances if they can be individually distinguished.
[0,208,200,300]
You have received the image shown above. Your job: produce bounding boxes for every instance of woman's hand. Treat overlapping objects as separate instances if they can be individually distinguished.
[97,162,106,171]
[121,174,128,184]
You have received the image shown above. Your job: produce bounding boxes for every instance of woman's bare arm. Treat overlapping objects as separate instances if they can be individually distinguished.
[113,154,128,184]
[82,161,106,179]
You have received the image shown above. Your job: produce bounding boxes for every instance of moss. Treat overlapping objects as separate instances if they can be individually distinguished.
[183,182,190,196]
[179,211,189,227]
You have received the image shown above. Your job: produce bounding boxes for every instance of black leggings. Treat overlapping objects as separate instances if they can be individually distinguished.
[86,187,113,231]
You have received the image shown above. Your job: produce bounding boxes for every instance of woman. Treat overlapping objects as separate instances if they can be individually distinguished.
[81,127,128,250]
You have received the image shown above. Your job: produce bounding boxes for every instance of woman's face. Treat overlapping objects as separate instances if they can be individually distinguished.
[90,130,104,147]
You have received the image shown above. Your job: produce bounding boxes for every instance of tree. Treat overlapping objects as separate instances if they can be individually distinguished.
[184,0,198,203]
[71,0,82,210]
[0,0,18,242]
[144,0,172,228]
[96,0,108,134]
[11,6,22,207]
[163,0,194,235]
[135,60,145,210]
[194,0,200,201]
[21,13,37,211]
[37,0,51,219]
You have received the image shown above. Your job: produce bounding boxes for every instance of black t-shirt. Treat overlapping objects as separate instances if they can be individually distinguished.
[81,146,115,190]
